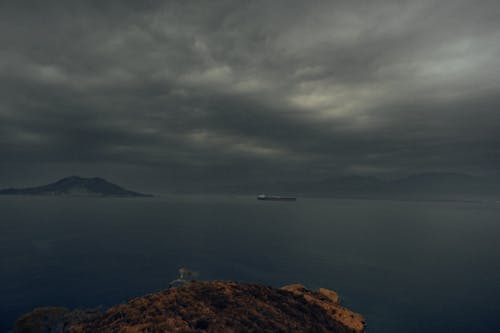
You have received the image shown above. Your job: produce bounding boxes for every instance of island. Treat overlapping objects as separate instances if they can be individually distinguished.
[0,176,153,197]
[13,281,365,333]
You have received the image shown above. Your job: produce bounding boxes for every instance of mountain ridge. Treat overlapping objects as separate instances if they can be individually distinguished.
[0,176,152,197]
[205,172,500,200]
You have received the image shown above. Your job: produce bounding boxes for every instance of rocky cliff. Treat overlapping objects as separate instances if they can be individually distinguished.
[14,281,365,333]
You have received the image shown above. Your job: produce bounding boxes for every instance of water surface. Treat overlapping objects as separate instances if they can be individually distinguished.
[1,195,499,332]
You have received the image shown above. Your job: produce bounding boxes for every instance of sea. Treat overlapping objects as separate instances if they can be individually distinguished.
[1,195,499,332]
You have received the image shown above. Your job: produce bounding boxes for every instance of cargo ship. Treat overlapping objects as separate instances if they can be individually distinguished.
[257,194,296,201]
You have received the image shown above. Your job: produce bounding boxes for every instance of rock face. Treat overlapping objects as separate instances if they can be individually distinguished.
[14,281,365,333]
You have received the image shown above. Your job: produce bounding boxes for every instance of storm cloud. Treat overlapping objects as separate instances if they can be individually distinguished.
[1,0,499,190]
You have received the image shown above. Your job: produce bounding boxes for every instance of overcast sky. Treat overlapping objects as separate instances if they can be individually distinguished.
[1,0,499,190]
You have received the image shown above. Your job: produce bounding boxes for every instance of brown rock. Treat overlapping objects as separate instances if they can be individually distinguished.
[280,284,364,332]
[317,288,340,304]
[14,307,69,333]
[15,281,366,333]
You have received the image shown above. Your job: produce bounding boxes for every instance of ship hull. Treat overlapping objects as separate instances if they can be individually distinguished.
[257,196,296,201]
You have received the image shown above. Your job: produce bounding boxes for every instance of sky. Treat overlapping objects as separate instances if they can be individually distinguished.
[1,0,499,191]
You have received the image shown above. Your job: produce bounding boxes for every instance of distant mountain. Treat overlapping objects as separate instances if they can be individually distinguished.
[385,172,488,195]
[306,175,385,195]
[310,172,500,200]
[207,172,500,200]
[0,176,152,197]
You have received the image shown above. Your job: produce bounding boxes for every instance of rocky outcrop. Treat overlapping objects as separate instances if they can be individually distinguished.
[14,281,365,333]
[13,307,102,333]
[280,284,364,332]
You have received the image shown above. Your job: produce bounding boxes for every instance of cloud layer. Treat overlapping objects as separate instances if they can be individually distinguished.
[1,0,499,189]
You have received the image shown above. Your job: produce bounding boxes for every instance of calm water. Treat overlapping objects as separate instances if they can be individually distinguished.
[1,195,499,332]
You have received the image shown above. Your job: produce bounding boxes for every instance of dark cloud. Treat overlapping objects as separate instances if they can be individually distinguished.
[1,0,500,190]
